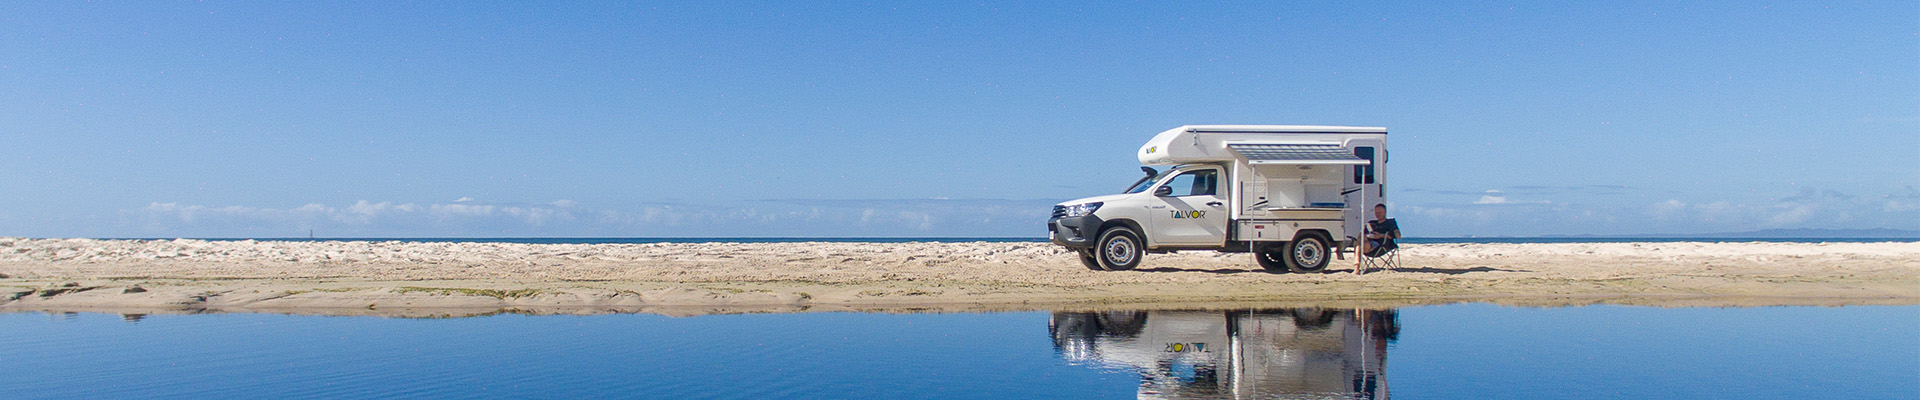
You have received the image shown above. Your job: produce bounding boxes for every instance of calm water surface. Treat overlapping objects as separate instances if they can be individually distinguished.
[102,237,1920,244]
[2,304,1913,399]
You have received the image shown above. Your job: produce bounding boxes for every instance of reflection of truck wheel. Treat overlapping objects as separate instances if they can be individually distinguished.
[1096,311,1149,338]
[1290,308,1338,329]
[1256,251,1290,273]
[1283,234,1331,273]
[1076,249,1102,271]
[1094,228,1143,271]
[1049,312,1100,344]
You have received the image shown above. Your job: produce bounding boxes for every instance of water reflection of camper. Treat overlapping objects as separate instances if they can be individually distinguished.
[1050,309,1398,399]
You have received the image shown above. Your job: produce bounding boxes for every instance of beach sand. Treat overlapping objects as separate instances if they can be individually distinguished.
[2,238,1914,317]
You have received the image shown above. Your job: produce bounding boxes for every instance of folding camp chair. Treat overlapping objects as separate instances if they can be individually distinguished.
[1357,245,1400,274]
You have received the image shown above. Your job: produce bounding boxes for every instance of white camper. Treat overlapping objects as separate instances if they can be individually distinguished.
[1048,125,1387,272]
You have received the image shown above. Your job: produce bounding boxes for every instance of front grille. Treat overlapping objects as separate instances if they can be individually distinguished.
[1051,205,1067,218]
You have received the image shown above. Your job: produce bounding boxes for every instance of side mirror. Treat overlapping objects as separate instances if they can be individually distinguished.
[1154,186,1173,196]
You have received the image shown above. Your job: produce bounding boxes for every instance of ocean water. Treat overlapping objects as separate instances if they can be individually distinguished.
[2,305,1913,399]
[91,236,1920,244]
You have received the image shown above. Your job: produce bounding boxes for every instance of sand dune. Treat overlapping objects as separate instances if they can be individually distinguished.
[2,238,1915,316]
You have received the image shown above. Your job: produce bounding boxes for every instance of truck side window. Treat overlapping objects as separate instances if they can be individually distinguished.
[1164,170,1218,197]
[1353,147,1376,184]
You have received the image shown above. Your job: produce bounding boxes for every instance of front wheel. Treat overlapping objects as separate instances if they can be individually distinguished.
[1284,234,1331,273]
[1076,249,1102,271]
[1094,228,1143,271]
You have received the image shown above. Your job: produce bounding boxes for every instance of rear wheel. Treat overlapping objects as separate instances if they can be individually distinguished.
[1284,234,1331,273]
[1076,249,1102,271]
[1255,250,1290,273]
[1094,228,1143,271]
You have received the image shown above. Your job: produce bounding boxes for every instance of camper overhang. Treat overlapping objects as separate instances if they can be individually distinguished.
[1137,125,1387,165]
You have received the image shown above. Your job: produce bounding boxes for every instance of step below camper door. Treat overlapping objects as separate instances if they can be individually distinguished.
[1342,141,1385,240]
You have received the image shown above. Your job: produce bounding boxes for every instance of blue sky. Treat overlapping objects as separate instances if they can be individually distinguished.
[2,1,1914,238]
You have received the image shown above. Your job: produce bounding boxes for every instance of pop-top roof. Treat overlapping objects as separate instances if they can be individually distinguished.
[1227,143,1370,165]
[1138,124,1386,165]
[1182,125,1387,134]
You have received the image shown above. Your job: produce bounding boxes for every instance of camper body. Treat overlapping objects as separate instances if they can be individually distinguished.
[1048,125,1387,272]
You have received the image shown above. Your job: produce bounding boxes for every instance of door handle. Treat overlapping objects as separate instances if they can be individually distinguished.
[1206,201,1223,207]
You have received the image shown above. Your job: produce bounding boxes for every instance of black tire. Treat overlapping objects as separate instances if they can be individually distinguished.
[1094,228,1143,271]
[1076,249,1103,271]
[1284,234,1331,273]
[1255,250,1290,273]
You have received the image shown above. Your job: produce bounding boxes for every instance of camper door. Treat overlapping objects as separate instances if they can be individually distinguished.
[1342,140,1385,241]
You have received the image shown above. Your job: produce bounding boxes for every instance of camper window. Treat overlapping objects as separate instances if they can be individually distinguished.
[1163,170,1218,197]
[1353,147,1376,184]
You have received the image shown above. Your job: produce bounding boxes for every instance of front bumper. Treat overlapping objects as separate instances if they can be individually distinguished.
[1048,215,1102,248]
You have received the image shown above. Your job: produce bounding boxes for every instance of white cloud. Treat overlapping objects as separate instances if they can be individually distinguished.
[338,201,419,225]
[1651,199,1687,218]
[292,203,334,213]
[429,203,494,217]
[1889,199,1919,213]
[1765,203,1817,226]
[1472,189,1548,205]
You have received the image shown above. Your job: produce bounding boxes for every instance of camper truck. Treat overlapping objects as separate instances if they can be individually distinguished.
[1048,125,1387,273]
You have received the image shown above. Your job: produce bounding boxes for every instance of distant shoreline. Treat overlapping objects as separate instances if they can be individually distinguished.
[38,227,1915,244]
[3,238,1915,317]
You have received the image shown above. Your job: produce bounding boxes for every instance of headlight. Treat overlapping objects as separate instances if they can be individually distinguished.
[1064,202,1102,217]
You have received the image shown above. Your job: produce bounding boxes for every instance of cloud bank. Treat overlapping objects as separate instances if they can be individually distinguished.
[118,198,1057,238]
[1397,186,1920,237]
[6,185,1910,239]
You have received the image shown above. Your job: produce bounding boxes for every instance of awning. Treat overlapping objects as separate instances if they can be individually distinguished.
[1227,143,1369,165]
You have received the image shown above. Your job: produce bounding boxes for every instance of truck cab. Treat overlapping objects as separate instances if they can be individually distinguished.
[1049,125,1387,273]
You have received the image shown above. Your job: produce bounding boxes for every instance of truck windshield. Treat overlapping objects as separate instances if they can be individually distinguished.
[1124,170,1171,194]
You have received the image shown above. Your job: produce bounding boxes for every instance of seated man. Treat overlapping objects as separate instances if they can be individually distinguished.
[1360,203,1400,258]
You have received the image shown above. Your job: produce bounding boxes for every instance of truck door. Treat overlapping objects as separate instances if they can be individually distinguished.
[1148,167,1229,246]
[1342,143,1384,242]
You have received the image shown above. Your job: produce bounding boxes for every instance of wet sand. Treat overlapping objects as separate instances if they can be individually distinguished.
[2,238,1914,317]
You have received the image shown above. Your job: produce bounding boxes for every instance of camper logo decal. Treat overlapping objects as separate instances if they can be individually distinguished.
[1146,146,1157,154]
[1170,210,1205,219]
[1165,342,1208,353]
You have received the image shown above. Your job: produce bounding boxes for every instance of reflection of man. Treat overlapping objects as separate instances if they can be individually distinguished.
[1356,204,1399,272]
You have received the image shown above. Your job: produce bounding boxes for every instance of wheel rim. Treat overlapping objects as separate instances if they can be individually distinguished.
[1105,236,1135,264]
[1293,239,1324,266]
